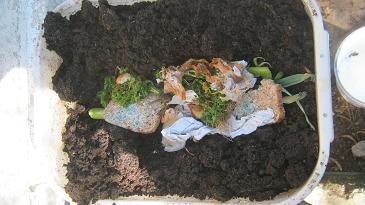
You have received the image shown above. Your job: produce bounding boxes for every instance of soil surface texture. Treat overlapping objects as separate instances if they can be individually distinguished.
[43,0,318,204]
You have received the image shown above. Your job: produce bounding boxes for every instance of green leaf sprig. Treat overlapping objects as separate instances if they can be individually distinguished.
[248,57,316,130]
[248,57,273,79]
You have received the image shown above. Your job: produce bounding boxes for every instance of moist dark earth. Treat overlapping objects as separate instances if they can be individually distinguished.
[43,0,318,204]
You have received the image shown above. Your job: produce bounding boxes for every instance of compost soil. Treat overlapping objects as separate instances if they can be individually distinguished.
[43,0,318,204]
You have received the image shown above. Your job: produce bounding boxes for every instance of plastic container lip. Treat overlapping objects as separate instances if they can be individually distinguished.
[334,26,365,108]
[32,0,333,204]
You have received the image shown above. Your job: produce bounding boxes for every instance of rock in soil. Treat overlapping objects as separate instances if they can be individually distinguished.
[352,141,365,158]
[43,0,318,204]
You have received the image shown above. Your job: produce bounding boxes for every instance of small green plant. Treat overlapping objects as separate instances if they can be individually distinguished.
[248,57,273,79]
[248,57,315,130]
[282,91,307,104]
[276,73,313,88]
[281,87,315,130]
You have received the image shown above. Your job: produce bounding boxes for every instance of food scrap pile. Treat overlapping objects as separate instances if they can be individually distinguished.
[158,58,285,151]
[92,68,167,134]
[91,58,314,152]
[160,58,260,127]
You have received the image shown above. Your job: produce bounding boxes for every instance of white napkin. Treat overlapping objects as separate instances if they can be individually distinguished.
[161,109,275,152]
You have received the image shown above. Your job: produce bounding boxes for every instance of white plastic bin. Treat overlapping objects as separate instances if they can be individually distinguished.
[21,0,334,204]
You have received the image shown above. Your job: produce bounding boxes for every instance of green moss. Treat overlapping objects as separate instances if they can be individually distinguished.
[111,76,151,107]
[201,95,230,127]
[97,76,115,108]
[97,69,161,108]
[183,70,230,127]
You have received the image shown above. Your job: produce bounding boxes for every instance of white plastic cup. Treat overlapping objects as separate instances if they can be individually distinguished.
[335,26,365,108]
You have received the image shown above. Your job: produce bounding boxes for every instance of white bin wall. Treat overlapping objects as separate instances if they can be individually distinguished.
[0,0,332,205]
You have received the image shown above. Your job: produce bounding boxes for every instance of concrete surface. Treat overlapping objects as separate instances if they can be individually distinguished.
[317,0,365,57]
[305,172,365,205]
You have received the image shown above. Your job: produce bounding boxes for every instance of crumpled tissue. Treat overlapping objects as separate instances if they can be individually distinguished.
[161,109,275,152]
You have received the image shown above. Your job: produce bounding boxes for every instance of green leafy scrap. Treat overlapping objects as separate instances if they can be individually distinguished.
[88,108,105,120]
[112,76,149,107]
[248,57,273,79]
[247,57,316,130]
[183,70,230,127]
[276,73,314,88]
[117,66,129,74]
[201,95,230,127]
[97,68,161,108]
[97,76,115,108]
[154,70,163,81]
[248,67,272,79]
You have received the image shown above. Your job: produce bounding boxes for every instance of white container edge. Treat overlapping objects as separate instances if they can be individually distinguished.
[27,0,334,204]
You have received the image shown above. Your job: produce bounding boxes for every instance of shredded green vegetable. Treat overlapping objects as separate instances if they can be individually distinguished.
[202,98,230,127]
[154,70,163,81]
[183,70,230,127]
[97,67,161,108]
[97,76,115,108]
[89,108,105,120]
[112,76,150,107]
[249,57,273,79]
[248,67,272,79]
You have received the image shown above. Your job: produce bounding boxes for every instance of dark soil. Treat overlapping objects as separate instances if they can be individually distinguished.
[328,87,365,172]
[43,0,318,204]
